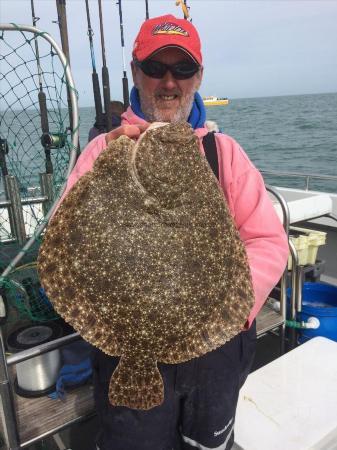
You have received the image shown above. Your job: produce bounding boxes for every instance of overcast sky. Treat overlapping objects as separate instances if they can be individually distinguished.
[1,0,337,107]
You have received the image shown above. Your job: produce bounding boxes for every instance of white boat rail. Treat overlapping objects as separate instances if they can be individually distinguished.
[261,170,337,191]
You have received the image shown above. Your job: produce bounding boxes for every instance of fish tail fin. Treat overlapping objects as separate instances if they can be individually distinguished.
[108,355,164,410]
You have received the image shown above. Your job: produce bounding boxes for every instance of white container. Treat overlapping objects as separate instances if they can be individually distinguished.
[288,226,327,270]
[7,323,62,397]
[288,233,308,270]
[16,349,61,393]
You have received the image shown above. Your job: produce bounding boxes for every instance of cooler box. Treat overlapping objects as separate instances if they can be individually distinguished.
[235,337,337,450]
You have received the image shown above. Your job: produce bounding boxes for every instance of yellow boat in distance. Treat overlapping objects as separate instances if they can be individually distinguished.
[203,96,229,106]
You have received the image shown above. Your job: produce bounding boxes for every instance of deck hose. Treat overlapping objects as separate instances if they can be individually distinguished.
[286,317,320,329]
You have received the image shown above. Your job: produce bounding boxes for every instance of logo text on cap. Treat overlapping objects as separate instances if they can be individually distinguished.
[152,22,189,37]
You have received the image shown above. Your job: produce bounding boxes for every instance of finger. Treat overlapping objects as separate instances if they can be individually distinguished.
[105,125,134,144]
[136,123,150,134]
[125,123,150,140]
[105,124,149,145]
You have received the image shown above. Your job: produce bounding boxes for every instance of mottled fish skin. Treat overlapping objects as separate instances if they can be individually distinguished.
[37,122,254,410]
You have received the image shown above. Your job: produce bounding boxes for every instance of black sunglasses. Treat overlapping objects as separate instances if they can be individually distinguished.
[134,59,200,80]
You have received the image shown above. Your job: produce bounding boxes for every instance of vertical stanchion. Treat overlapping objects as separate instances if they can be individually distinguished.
[55,0,81,155]
[0,329,21,449]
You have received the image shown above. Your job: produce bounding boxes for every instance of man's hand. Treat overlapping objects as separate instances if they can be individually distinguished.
[105,124,149,145]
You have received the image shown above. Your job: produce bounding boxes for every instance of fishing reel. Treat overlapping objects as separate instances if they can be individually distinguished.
[0,138,9,176]
[0,137,9,155]
[41,132,66,150]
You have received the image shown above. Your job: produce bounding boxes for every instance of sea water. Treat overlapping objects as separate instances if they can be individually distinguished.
[1,92,336,194]
[78,92,337,193]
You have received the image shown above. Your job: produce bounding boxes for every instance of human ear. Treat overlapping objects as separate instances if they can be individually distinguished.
[131,61,138,87]
[195,66,203,90]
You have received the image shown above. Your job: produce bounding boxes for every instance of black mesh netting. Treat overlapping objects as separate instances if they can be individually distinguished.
[0,25,78,322]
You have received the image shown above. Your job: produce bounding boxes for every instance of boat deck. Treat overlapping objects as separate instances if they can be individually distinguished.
[256,302,283,337]
[15,384,94,447]
[0,303,282,448]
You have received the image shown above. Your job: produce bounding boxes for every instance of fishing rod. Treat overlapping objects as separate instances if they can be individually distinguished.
[175,0,190,20]
[31,0,53,174]
[145,0,149,20]
[184,0,190,20]
[85,0,105,131]
[116,0,129,109]
[98,0,113,132]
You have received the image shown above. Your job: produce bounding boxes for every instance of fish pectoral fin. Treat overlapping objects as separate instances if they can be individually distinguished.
[108,355,164,410]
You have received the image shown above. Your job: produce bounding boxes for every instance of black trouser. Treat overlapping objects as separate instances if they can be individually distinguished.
[92,321,257,450]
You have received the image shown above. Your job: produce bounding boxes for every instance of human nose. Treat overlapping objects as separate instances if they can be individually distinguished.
[160,70,178,89]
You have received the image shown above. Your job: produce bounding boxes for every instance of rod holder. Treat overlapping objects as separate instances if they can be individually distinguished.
[4,176,26,245]
[0,138,9,155]
[40,173,54,216]
[0,137,9,177]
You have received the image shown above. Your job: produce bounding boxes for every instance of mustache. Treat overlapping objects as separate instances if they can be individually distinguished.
[155,90,181,97]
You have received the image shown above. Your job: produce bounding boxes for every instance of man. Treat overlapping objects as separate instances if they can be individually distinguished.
[59,14,288,450]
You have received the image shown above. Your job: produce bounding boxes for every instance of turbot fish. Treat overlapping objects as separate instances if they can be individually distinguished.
[38,122,254,410]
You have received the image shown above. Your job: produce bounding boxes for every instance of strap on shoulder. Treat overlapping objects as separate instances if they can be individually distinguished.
[202,131,219,180]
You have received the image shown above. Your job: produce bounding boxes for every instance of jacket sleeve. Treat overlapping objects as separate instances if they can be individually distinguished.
[52,134,107,216]
[231,166,289,328]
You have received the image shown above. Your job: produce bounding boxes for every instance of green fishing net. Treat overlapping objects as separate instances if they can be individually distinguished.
[0,25,78,323]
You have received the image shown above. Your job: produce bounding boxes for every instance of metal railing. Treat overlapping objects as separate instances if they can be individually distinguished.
[265,185,290,355]
[261,170,337,191]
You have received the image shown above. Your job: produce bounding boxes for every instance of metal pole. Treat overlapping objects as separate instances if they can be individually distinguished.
[55,0,71,66]
[0,138,17,243]
[289,240,299,349]
[98,0,113,132]
[0,329,20,449]
[295,265,303,314]
[117,0,129,109]
[4,176,27,245]
[55,0,80,157]
[40,173,54,216]
[266,185,290,355]
[7,332,80,366]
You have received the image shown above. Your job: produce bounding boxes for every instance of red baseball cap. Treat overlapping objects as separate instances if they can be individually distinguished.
[132,14,202,65]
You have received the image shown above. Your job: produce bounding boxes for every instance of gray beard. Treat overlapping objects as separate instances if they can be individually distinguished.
[138,90,195,124]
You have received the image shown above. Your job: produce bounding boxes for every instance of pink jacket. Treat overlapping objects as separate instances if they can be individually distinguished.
[57,107,289,329]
